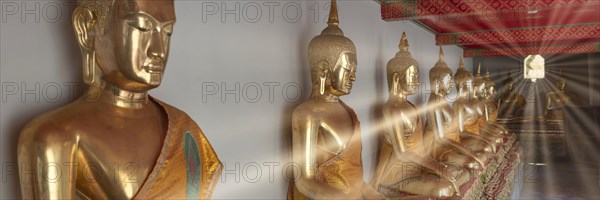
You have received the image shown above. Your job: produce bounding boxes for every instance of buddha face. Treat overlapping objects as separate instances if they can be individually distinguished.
[328,52,357,95]
[465,79,474,97]
[474,82,486,98]
[438,74,454,96]
[506,82,515,91]
[486,85,496,99]
[94,0,175,92]
[398,65,419,95]
[557,80,566,91]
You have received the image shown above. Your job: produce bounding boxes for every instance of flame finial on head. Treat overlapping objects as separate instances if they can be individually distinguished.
[400,32,409,52]
[486,67,491,78]
[327,0,339,26]
[439,46,445,61]
[459,56,465,68]
[321,0,343,36]
[476,63,482,77]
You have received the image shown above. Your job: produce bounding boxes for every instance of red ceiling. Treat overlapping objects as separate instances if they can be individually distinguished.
[381,0,600,57]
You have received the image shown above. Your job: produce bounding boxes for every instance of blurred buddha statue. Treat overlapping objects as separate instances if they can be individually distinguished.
[452,60,499,153]
[17,0,222,199]
[288,1,383,199]
[424,47,485,177]
[544,70,579,123]
[482,69,510,134]
[497,71,526,121]
[371,33,466,199]
[473,65,509,136]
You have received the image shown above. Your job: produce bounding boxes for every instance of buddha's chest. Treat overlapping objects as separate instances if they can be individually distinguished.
[316,110,356,156]
[439,106,455,126]
[390,105,419,138]
[74,119,166,199]
[551,93,569,105]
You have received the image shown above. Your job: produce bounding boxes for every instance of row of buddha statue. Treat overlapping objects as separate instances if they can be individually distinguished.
[288,1,513,199]
[16,0,517,199]
[496,69,578,123]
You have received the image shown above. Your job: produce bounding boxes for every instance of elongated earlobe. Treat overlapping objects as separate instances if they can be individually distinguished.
[73,7,99,85]
[319,69,329,95]
[392,73,400,95]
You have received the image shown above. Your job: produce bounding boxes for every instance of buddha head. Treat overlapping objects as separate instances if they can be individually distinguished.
[484,69,496,99]
[453,57,474,98]
[73,0,175,92]
[387,32,419,96]
[429,47,454,97]
[473,63,487,99]
[503,71,515,92]
[308,0,357,96]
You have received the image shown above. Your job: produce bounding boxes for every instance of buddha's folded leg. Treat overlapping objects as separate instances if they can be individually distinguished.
[479,129,504,145]
[440,150,483,176]
[386,174,458,199]
[461,137,494,157]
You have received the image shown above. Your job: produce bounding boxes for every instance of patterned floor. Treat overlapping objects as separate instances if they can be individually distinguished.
[518,158,600,199]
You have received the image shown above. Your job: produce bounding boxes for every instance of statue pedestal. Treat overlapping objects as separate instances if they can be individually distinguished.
[388,134,523,199]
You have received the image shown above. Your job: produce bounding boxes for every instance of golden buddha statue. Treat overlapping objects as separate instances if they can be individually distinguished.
[17,0,222,199]
[287,1,383,199]
[424,47,485,176]
[452,59,500,152]
[497,71,526,121]
[473,65,509,136]
[371,33,467,199]
[482,68,510,134]
[544,70,579,123]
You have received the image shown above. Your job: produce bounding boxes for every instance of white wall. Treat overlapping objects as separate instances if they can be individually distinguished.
[0,1,469,199]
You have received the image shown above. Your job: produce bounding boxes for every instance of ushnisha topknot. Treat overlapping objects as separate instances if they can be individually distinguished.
[454,57,474,87]
[429,46,453,86]
[308,0,356,86]
[387,32,419,89]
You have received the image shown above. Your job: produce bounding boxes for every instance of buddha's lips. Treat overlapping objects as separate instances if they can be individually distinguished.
[143,65,164,73]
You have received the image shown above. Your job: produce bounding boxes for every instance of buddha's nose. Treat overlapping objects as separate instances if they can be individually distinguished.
[148,33,166,60]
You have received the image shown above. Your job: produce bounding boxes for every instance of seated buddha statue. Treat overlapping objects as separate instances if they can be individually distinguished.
[544,70,579,123]
[497,72,526,121]
[288,1,383,199]
[452,59,499,153]
[473,65,509,136]
[482,70,510,134]
[424,47,486,176]
[371,33,468,199]
[17,0,222,199]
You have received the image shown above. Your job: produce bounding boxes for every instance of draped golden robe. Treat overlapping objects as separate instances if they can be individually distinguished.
[372,110,462,198]
[287,101,380,200]
[133,97,223,199]
[372,109,424,187]
[424,111,489,171]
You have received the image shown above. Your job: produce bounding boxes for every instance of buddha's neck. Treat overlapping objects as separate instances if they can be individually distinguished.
[388,92,408,103]
[310,88,339,103]
[86,81,149,109]
[457,87,469,99]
